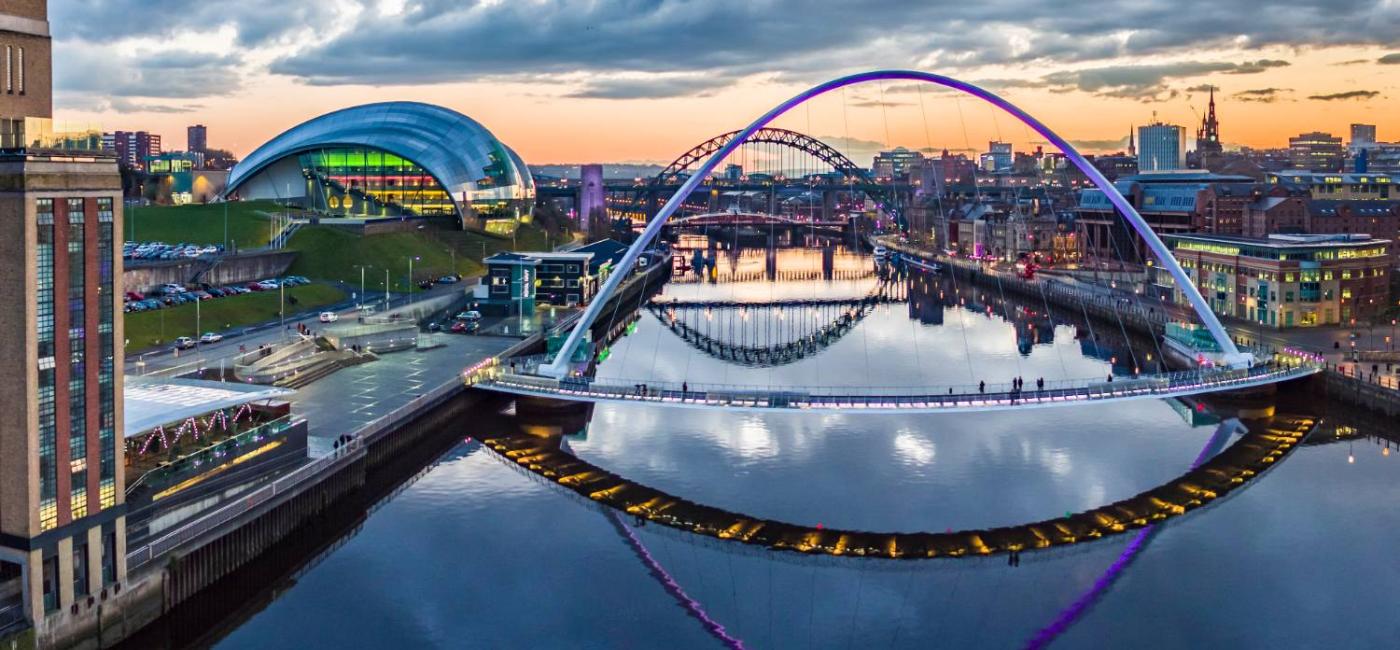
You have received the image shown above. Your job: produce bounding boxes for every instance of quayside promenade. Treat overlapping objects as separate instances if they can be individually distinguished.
[477,414,1317,559]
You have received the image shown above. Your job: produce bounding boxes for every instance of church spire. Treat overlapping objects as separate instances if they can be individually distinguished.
[1128,125,1136,157]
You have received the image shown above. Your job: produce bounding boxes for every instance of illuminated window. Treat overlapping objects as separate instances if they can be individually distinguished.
[4,46,10,93]
[16,47,22,94]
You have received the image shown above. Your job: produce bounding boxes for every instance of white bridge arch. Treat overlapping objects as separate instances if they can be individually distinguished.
[542,69,1247,378]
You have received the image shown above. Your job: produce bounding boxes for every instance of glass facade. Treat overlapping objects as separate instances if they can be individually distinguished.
[98,198,116,509]
[296,147,458,217]
[67,198,87,522]
[36,199,56,531]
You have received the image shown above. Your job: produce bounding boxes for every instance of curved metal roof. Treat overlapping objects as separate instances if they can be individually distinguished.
[225,101,533,210]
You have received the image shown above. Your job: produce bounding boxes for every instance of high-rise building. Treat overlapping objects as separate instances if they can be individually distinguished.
[1288,131,1344,172]
[0,0,127,632]
[1350,124,1377,149]
[1195,87,1223,156]
[186,124,207,155]
[1137,122,1187,172]
[100,131,161,171]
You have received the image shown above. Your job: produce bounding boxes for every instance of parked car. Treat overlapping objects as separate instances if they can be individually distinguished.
[247,282,267,291]
[125,291,144,301]
[455,310,482,322]
[418,279,435,289]
[427,322,442,332]
[199,332,223,344]
[450,320,469,334]
[319,311,339,323]
[174,336,196,350]
[437,275,460,284]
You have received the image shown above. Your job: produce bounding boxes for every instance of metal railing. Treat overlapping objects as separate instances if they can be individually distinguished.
[126,435,362,571]
[471,358,1318,410]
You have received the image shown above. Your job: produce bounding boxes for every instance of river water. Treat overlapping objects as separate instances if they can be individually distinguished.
[216,240,1400,649]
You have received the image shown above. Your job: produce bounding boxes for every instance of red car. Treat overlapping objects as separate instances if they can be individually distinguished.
[247,282,266,291]
[125,291,144,301]
[450,320,468,333]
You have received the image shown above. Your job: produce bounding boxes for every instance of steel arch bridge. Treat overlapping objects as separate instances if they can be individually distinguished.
[653,127,874,186]
[465,69,1316,415]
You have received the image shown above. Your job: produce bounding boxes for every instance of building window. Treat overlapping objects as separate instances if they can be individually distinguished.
[73,543,89,597]
[4,46,10,94]
[16,47,22,95]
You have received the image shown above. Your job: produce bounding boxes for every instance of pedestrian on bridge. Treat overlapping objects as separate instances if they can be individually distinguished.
[978,380,985,393]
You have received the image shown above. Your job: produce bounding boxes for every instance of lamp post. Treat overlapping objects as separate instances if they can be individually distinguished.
[384,268,390,309]
[353,264,372,308]
[407,256,419,294]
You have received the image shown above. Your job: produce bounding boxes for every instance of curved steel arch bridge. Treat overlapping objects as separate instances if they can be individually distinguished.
[647,280,905,368]
[469,69,1320,414]
[654,127,873,186]
[615,127,884,221]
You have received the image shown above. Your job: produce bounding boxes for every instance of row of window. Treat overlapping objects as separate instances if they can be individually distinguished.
[4,45,25,95]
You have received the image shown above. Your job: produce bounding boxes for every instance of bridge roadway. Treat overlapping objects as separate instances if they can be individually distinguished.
[477,414,1316,559]
[468,358,1320,415]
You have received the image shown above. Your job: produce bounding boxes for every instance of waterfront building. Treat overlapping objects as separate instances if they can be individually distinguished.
[100,131,161,171]
[0,0,128,631]
[1164,233,1390,327]
[1289,132,1344,172]
[1076,172,1254,263]
[529,252,595,307]
[1266,171,1393,200]
[224,102,535,229]
[480,252,539,315]
[1137,123,1186,172]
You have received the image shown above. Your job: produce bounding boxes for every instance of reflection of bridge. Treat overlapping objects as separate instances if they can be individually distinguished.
[668,210,845,229]
[477,414,1317,559]
[471,360,1318,414]
[647,281,905,368]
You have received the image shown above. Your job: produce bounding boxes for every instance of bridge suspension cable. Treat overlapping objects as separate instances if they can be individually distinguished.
[544,69,1247,379]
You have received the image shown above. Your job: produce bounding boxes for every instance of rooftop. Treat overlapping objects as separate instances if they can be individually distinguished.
[1164,232,1389,249]
[124,376,294,439]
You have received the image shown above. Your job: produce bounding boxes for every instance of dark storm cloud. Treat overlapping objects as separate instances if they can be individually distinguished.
[1039,60,1288,100]
[55,46,244,99]
[50,0,341,46]
[1307,90,1381,100]
[51,0,1400,99]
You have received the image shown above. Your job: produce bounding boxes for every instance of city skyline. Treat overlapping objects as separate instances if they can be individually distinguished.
[48,0,1400,162]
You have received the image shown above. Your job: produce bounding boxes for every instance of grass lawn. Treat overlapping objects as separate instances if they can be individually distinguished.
[124,284,346,351]
[284,222,562,291]
[125,200,283,249]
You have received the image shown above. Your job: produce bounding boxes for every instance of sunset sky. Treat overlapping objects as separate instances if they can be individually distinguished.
[49,0,1400,166]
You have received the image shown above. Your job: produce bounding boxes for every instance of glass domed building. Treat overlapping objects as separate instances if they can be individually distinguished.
[224,102,535,225]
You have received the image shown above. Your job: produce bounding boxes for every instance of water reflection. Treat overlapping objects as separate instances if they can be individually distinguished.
[207,239,1400,649]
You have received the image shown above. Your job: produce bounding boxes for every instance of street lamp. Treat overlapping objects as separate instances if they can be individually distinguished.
[353,264,373,308]
[407,255,420,293]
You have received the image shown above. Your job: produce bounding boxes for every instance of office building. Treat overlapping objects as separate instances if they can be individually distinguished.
[1350,124,1377,149]
[1137,123,1187,172]
[1289,131,1344,172]
[101,131,161,171]
[1165,233,1390,327]
[872,147,924,179]
[0,0,127,633]
[979,141,1012,173]
[1267,171,1393,201]
[186,124,206,155]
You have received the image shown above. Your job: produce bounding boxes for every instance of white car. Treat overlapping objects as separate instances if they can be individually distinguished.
[199,332,223,344]
[174,336,197,350]
[319,311,339,323]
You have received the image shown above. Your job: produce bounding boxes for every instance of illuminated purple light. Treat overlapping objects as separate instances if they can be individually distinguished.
[608,512,745,649]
